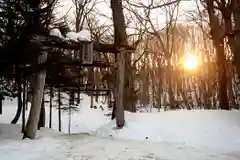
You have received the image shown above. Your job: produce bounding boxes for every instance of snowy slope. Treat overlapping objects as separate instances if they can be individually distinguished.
[94,110,240,152]
[1,94,240,159]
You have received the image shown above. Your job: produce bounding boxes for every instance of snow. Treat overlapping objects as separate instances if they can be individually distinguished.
[0,123,22,139]
[1,94,240,159]
[1,132,240,160]
[50,28,64,39]
[66,29,91,41]
[0,94,110,134]
[50,27,91,42]
[0,123,61,140]
[94,110,240,152]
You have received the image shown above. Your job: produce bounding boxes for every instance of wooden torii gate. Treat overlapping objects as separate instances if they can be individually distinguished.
[20,35,120,132]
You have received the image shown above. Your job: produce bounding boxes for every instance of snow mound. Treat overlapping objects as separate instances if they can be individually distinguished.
[66,29,91,41]
[50,26,91,42]
[93,110,240,151]
[50,28,64,39]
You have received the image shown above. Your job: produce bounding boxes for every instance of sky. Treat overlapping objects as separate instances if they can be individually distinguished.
[55,0,200,31]
[55,0,111,22]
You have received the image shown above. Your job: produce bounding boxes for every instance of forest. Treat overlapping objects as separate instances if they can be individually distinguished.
[0,0,240,141]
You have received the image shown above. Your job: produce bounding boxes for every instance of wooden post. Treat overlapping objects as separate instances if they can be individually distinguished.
[68,95,71,134]
[77,87,80,104]
[115,50,125,127]
[49,86,53,128]
[58,87,61,132]
[108,90,111,108]
[77,68,82,105]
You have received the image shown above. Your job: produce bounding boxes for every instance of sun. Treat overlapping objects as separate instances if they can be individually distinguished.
[183,55,198,70]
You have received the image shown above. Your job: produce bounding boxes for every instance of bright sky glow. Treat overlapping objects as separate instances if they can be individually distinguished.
[183,55,198,70]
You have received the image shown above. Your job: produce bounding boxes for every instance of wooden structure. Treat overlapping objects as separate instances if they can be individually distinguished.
[45,39,114,99]
[20,35,117,132]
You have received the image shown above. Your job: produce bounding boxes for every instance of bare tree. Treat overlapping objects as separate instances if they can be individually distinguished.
[202,0,230,110]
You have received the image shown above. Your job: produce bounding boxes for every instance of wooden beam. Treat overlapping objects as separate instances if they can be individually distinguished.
[32,35,135,53]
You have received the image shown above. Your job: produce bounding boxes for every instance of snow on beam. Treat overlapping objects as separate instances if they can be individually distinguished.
[32,35,135,53]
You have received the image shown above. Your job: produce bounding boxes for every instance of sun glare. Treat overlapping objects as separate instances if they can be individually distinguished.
[183,55,198,70]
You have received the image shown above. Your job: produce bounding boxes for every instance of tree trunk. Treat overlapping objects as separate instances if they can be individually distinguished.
[23,52,48,139]
[123,64,136,112]
[201,80,210,109]
[205,0,229,110]
[215,40,229,110]
[167,65,175,109]
[22,74,26,132]
[228,67,237,109]
[207,65,214,109]
[140,58,149,107]
[111,101,116,120]
[230,2,240,77]
[38,95,45,130]
[11,77,22,124]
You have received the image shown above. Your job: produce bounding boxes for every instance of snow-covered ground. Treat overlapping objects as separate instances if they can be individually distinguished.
[1,129,240,160]
[0,94,240,159]
[94,110,240,152]
[0,94,110,133]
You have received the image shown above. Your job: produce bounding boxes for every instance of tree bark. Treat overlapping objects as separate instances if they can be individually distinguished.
[227,66,237,109]
[23,52,48,139]
[11,75,22,124]
[229,0,240,77]
[140,60,149,106]
[214,39,229,110]
[123,63,136,112]
[167,65,175,109]
[11,96,22,124]
[111,101,116,120]
[38,95,45,130]
[22,74,26,132]
[205,0,229,110]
